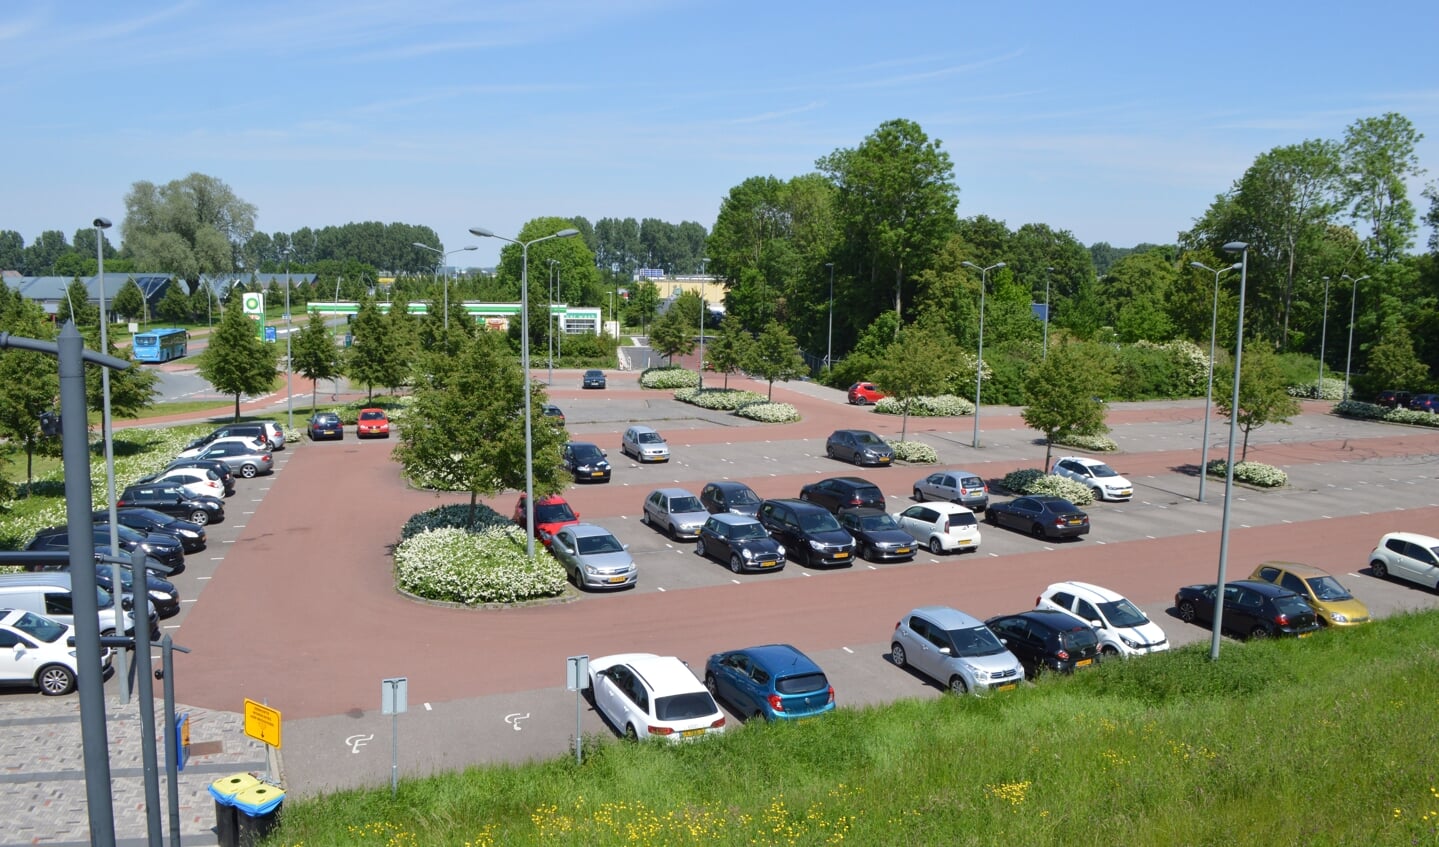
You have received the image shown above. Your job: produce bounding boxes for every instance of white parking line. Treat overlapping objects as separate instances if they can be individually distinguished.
[842,646,854,654]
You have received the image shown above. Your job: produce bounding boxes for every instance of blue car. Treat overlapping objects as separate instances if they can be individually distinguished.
[703,644,835,722]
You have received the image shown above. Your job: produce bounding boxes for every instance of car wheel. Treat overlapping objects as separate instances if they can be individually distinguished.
[857,542,871,562]
[890,642,907,668]
[667,523,680,541]
[1031,523,1046,539]
[1370,559,1388,579]
[694,540,705,557]
[189,509,210,526]
[239,464,258,479]
[1178,601,1197,623]
[826,445,836,459]
[913,488,924,502]
[705,672,718,697]
[640,511,650,527]
[38,664,76,696]
[624,723,639,742]
[986,510,999,526]
[729,554,744,574]
[929,537,944,555]
[1101,645,1121,658]
[1091,486,1104,502]
[947,675,969,696]
[1249,625,1269,640]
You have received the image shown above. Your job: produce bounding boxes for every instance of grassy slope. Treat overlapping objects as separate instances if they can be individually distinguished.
[268,613,1439,846]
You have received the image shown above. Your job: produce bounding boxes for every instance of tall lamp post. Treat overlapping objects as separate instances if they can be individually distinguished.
[282,248,294,430]
[413,243,478,330]
[93,216,129,703]
[1042,266,1054,360]
[469,226,580,559]
[1341,273,1370,402]
[961,261,1005,448]
[825,262,835,370]
[1188,260,1240,504]
[1317,276,1330,398]
[547,259,559,385]
[1210,242,1250,661]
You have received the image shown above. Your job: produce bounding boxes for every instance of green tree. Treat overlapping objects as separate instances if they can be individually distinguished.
[80,326,160,420]
[744,321,806,400]
[345,296,395,400]
[123,172,257,290]
[1364,317,1430,392]
[110,279,147,322]
[704,315,753,389]
[196,297,278,421]
[190,285,220,325]
[393,331,568,528]
[155,281,193,324]
[1022,343,1114,469]
[381,301,419,393]
[873,322,957,441]
[626,280,660,334]
[1214,344,1302,461]
[0,295,60,491]
[649,305,696,364]
[1343,113,1425,263]
[62,278,97,326]
[291,311,345,412]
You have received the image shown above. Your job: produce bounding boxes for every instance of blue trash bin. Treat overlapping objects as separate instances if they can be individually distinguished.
[234,782,286,847]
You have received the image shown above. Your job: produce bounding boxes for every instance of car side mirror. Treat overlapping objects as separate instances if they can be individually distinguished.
[601,450,607,457]
[622,544,630,551]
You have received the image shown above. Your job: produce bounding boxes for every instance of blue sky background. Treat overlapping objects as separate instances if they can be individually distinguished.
[3,1,1437,267]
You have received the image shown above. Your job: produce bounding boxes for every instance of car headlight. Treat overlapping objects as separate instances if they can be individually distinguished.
[1119,634,1140,648]
[151,591,174,602]
[179,529,199,538]
[776,545,785,556]
[742,548,754,559]
[584,564,599,575]
[962,662,989,682]
[809,540,826,550]
[1330,612,1348,623]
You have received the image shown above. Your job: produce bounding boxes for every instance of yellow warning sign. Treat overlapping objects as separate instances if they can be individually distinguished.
[243,698,282,748]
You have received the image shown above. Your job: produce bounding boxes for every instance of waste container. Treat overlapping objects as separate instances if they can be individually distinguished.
[344,333,353,347]
[234,782,286,847]
[208,772,261,847]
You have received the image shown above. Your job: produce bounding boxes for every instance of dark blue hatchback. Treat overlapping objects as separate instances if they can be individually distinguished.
[704,644,835,721]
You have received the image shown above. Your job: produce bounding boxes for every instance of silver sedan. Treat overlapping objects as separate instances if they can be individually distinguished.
[549,523,637,591]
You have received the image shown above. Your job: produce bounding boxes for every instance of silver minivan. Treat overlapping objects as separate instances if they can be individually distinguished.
[890,605,1024,695]
[0,572,135,636]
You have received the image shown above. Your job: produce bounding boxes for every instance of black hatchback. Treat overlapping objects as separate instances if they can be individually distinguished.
[27,524,185,574]
[695,513,786,573]
[118,483,225,526]
[561,442,611,483]
[986,495,1089,540]
[92,507,207,553]
[1175,580,1321,639]
[700,481,763,517]
[757,498,856,567]
[798,476,885,514]
[985,609,1102,678]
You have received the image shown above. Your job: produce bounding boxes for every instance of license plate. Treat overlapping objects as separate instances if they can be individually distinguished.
[760,561,777,568]
[1298,631,1312,638]
[879,457,891,464]
[833,551,849,559]
[1117,490,1132,497]
[995,683,1018,692]
[895,547,911,555]
[955,537,973,545]
[1076,658,1093,668]
[591,471,605,477]
[1067,519,1082,526]
[607,576,627,584]
[681,728,705,738]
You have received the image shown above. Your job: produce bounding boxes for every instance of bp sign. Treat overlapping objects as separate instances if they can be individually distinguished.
[242,292,265,316]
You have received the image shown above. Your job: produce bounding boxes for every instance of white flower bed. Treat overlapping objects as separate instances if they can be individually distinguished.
[674,388,767,411]
[400,503,512,540]
[1287,378,1345,400]
[999,469,1095,505]
[735,402,800,423]
[885,440,938,464]
[1205,460,1288,488]
[1334,400,1439,428]
[872,394,975,417]
[639,367,700,389]
[394,525,567,604]
[1053,433,1118,452]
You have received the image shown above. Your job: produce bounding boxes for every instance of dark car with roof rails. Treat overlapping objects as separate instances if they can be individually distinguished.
[985,609,1103,679]
[26,524,184,574]
[756,498,855,567]
[837,509,917,562]
[118,482,225,525]
[700,481,763,518]
[798,476,886,514]
[92,507,206,553]
[561,441,611,483]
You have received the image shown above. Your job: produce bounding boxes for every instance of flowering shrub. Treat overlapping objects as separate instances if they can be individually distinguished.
[886,440,938,464]
[1205,460,1288,488]
[1133,339,1209,394]
[400,503,512,541]
[1054,433,1119,452]
[639,367,699,389]
[999,469,1094,505]
[735,402,800,423]
[674,388,766,411]
[394,525,566,604]
[873,394,975,417]
[1287,378,1345,400]
[1333,400,1439,428]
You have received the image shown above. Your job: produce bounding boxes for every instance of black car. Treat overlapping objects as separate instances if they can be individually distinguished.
[1411,393,1439,414]
[92,507,206,553]
[986,495,1090,540]
[1174,580,1321,639]
[561,442,611,483]
[799,476,886,514]
[700,481,763,517]
[1376,390,1413,409]
[164,457,235,496]
[307,412,344,441]
[824,430,894,467]
[582,369,607,389]
[837,509,917,562]
[985,609,1103,678]
[118,483,225,525]
[695,513,786,573]
[90,566,181,619]
[26,525,185,574]
[756,498,855,567]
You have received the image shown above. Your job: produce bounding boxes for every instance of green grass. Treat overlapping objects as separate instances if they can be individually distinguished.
[267,614,1439,846]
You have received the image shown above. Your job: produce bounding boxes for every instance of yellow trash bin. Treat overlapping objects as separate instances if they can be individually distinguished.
[208,772,261,847]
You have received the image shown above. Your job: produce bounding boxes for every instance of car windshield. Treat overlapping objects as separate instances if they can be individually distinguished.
[731,522,769,540]
[638,432,663,444]
[1307,576,1352,601]
[1089,464,1120,478]
[654,692,717,721]
[859,513,900,531]
[96,587,113,609]
[1097,598,1149,628]
[727,488,760,505]
[800,511,842,532]
[571,445,604,462]
[576,534,623,555]
[669,496,703,513]
[948,512,977,528]
[315,415,338,424]
[11,611,66,644]
[948,626,1008,657]
[586,371,602,377]
[535,503,577,523]
[775,672,828,695]
[960,477,983,490]
[360,411,385,420]
[1059,627,1099,652]
[853,432,882,445]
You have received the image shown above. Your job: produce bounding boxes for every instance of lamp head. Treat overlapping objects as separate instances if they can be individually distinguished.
[1222,241,1248,253]
[994,262,1006,269]
[555,228,579,238]
[1188,262,1205,270]
[1229,262,1242,270]
[461,246,477,252]
[469,227,495,238]
[961,261,978,270]
[93,217,111,230]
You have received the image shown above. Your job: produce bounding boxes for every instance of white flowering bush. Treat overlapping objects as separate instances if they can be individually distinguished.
[1205,460,1288,488]
[1334,400,1439,428]
[1287,378,1345,400]
[999,469,1095,505]
[640,367,700,389]
[735,402,800,423]
[886,440,938,464]
[873,394,975,417]
[394,525,566,604]
[1142,339,1210,394]
[1054,433,1119,452]
[674,388,767,410]
[400,503,512,541]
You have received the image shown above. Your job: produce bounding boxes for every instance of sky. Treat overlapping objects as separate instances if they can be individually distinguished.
[3,1,1438,269]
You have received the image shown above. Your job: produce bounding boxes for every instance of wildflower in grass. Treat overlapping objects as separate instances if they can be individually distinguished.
[985,780,1032,808]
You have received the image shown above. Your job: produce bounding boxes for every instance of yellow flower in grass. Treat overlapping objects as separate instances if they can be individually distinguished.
[985,780,1032,808]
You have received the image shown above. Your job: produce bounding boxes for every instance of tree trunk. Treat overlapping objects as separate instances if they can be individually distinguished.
[467,492,478,529]
[233,394,242,422]
[1044,437,1053,471]
[900,401,910,442]
[767,379,774,401]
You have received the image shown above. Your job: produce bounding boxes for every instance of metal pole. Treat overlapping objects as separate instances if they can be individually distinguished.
[962,261,1004,448]
[160,635,192,847]
[1211,243,1249,661]
[1341,274,1368,402]
[697,290,705,391]
[547,260,557,386]
[127,549,163,847]
[825,262,834,370]
[1043,266,1054,360]
[284,251,293,430]
[1317,276,1329,397]
[95,218,129,703]
[1190,261,1238,503]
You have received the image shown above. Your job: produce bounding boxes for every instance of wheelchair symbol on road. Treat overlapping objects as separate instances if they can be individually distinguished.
[346,733,374,754]
[504,713,529,732]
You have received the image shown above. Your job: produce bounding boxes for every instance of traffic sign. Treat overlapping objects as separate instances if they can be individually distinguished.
[243,698,282,748]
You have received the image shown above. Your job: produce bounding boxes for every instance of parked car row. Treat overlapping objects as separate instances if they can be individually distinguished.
[306,408,391,441]
[1375,389,1439,413]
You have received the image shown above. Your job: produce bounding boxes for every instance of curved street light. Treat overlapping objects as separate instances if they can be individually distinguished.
[1210,241,1250,661]
[825,262,835,370]
[412,243,478,330]
[1188,260,1241,504]
[547,259,560,385]
[960,261,1005,448]
[1317,276,1330,398]
[1042,267,1055,360]
[1341,273,1370,402]
[469,226,580,559]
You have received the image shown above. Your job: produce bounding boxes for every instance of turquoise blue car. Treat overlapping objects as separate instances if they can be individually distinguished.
[703,644,835,722]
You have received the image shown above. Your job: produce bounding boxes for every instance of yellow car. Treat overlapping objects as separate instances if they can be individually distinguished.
[1248,562,1370,627]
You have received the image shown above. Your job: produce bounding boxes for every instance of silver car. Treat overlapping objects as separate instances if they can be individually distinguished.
[890,606,1024,695]
[642,488,709,540]
[622,425,670,463]
[912,470,989,512]
[549,523,636,591]
[189,440,275,478]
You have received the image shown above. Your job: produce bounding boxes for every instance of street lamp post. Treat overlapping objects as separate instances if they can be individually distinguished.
[470,226,580,559]
[413,243,478,330]
[282,249,294,430]
[1188,260,1240,504]
[1317,276,1330,398]
[93,216,129,703]
[1210,242,1250,661]
[1341,273,1370,402]
[547,259,559,385]
[961,261,1005,448]
[825,262,835,370]
[1042,266,1054,360]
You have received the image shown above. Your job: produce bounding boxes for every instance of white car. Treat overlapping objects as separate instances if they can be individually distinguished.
[1369,532,1439,590]
[0,609,112,696]
[892,502,981,554]
[1051,457,1134,501]
[1035,581,1169,657]
[175,435,270,461]
[140,467,226,499]
[621,425,670,463]
[588,653,726,742]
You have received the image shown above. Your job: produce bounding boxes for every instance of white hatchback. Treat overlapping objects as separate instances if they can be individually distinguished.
[1051,457,1134,501]
[0,609,112,696]
[892,502,981,554]
[1035,581,1168,657]
[588,653,726,742]
[1369,532,1439,591]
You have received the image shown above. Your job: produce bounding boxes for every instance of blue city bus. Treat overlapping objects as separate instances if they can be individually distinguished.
[132,327,190,363]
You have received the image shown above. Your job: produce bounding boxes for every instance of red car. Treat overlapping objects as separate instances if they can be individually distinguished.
[513,494,581,547]
[356,408,391,438]
[847,382,886,405]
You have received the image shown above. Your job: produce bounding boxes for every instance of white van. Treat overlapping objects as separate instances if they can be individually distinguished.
[0,573,135,636]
